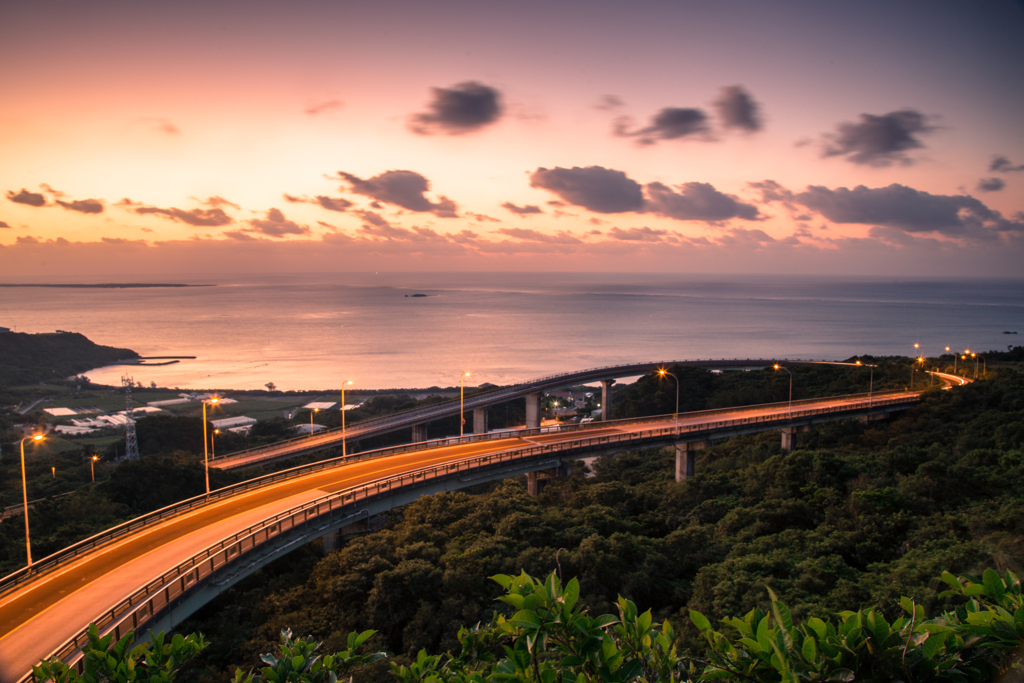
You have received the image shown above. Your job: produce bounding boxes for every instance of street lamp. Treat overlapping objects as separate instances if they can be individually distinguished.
[211,429,220,459]
[657,368,680,429]
[202,397,219,497]
[460,371,471,437]
[310,407,319,435]
[91,454,99,483]
[773,364,793,419]
[341,380,353,457]
[856,360,874,407]
[970,352,979,379]
[20,434,44,566]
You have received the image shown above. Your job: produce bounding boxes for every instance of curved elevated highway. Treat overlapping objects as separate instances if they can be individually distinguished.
[213,359,866,470]
[0,373,944,682]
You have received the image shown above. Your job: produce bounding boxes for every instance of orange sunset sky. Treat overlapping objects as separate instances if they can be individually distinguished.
[2,0,1023,278]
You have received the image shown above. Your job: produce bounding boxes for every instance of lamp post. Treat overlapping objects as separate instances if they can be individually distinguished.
[20,434,44,566]
[773,364,793,419]
[91,454,98,482]
[310,408,319,435]
[856,360,874,407]
[971,352,979,379]
[211,429,219,459]
[341,380,353,457]
[460,371,471,437]
[657,368,680,429]
[202,397,219,497]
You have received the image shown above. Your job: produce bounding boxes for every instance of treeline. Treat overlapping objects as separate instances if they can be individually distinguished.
[169,368,1024,681]
[0,331,137,386]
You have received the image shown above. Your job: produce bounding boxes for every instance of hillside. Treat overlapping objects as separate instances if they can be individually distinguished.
[0,331,138,386]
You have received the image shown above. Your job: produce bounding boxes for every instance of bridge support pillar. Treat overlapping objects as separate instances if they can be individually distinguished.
[525,393,541,429]
[412,423,428,442]
[675,441,705,481]
[600,380,615,421]
[321,529,340,554]
[526,464,569,496]
[473,407,488,434]
[780,425,811,452]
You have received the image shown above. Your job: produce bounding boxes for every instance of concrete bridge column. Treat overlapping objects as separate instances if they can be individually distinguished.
[526,471,540,496]
[675,441,705,481]
[321,529,340,554]
[780,425,811,452]
[473,407,488,434]
[525,393,541,429]
[600,380,615,421]
[412,423,428,442]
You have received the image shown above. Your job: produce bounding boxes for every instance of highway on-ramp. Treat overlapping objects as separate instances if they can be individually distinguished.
[0,391,921,682]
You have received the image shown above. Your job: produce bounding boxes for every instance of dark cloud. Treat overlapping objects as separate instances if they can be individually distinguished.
[135,206,234,227]
[531,166,758,223]
[305,100,344,116]
[468,213,501,223]
[501,202,543,216]
[57,198,104,214]
[17,235,40,244]
[609,226,671,242]
[822,110,934,166]
[408,81,502,135]
[117,198,143,207]
[990,155,1024,173]
[646,182,760,222]
[713,86,761,132]
[6,189,46,207]
[337,170,458,217]
[0,221,10,228]
[223,230,258,241]
[977,178,1005,193]
[615,108,709,145]
[315,196,353,212]
[495,227,580,244]
[794,183,1023,237]
[530,166,644,213]
[248,208,310,237]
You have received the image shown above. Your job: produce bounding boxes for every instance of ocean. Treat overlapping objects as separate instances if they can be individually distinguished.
[2,272,1022,391]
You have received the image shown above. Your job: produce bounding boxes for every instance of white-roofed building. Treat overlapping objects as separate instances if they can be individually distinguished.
[211,416,257,430]
[303,401,337,410]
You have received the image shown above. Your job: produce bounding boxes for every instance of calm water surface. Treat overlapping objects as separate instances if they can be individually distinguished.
[2,273,1022,391]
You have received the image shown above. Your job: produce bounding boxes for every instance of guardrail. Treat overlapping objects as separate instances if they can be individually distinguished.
[0,389,912,600]
[18,393,921,683]
[211,358,849,465]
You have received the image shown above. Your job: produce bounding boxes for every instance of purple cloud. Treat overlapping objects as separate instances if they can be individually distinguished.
[338,170,458,217]
[501,201,543,216]
[6,189,46,207]
[408,81,502,135]
[822,110,934,166]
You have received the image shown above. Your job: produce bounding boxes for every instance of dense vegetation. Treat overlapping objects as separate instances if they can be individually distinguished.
[163,365,1024,681]
[37,567,1024,682]
[0,331,137,386]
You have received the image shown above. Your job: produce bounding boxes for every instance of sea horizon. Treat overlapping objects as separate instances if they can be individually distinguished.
[3,272,1021,392]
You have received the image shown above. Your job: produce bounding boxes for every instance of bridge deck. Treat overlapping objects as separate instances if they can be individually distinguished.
[0,390,922,683]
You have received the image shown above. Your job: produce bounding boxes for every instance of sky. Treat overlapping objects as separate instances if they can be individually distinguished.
[2,0,1023,279]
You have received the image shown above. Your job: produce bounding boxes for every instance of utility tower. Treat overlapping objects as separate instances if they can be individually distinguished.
[121,375,140,461]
